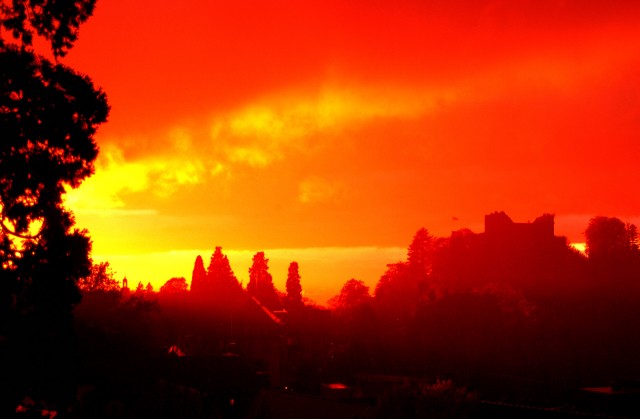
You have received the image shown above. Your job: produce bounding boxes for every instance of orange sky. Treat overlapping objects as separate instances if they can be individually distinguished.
[60,0,640,303]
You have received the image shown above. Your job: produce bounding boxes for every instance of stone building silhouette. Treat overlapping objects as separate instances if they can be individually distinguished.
[448,212,571,295]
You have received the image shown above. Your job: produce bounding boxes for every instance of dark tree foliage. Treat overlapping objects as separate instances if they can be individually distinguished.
[0,0,97,58]
[374,228,446,328]
[207,246,239,290]
[326,278,376,379]
[160,277,188,294]
[77,260,119,292]
[407,227,436,280]
[190,254,206,293]
[333,278,370,311]
[585,216,638,261]
[285,261,302,309]
[0,47,107,236]
[585,216,640,291]
[190,247,242,309]
[375,261,419,323]
[0,3,107,411]
[247,251,281,310]
[628,223,640,254]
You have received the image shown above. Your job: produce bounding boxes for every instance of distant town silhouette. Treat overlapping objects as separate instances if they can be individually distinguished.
[3,1,640,417]
[61,212,640,417]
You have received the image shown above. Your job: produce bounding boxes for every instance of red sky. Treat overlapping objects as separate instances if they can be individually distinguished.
[60,0,640,303]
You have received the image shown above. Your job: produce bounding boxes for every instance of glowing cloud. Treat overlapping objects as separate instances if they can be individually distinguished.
[298,177,344,204]
[65,141,207,212]
[69,83,459,213]
[210,86,456,167]
[65,145,150,210]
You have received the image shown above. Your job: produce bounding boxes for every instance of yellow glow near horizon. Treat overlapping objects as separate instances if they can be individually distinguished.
[94,246,406,305]
[58,1,640,303]
[570,242,586,254]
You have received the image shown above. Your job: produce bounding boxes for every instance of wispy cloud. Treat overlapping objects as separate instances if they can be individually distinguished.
[68,84,457,212]
[65,141,208,211]
[209,86,457,167]
[298,177,344,204]
[66,30,640,241]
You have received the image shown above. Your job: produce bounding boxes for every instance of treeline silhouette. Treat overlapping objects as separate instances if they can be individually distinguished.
[66,212,640,417]
[1,1,108,417]
[3,2,640,416]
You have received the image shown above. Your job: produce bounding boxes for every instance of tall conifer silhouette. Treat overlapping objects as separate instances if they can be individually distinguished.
[247,252,281,310]
[286,261,303,309]
[207,246,240,299]
[192,247,240,305]
[407,227,435,278]
[190,255,207,294]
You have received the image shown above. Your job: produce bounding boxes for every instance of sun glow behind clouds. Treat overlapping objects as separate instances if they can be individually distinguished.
[65,141,207,212]
[212,86,456,168]
[68,84,456,212]
[60,0,640,302]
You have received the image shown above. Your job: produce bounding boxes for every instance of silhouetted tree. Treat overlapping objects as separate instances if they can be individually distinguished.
[0,0,97,58]
[585,216,640,292]
[247,251,281,309]
[628,223,640,254]
[0,2,107,413]
[190,255,207,294]
[412,283,539,379]
[160,277,188,294]
[374,228,446,327]
[326,278,376,379]
[286,261,303,309]
[586,216,638,261]
[375,261,419,323]
[129,281,158,309]
[407,227,435,278]
[332,278,370,311]
[78,261,120,292]
[207,246,240,291]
